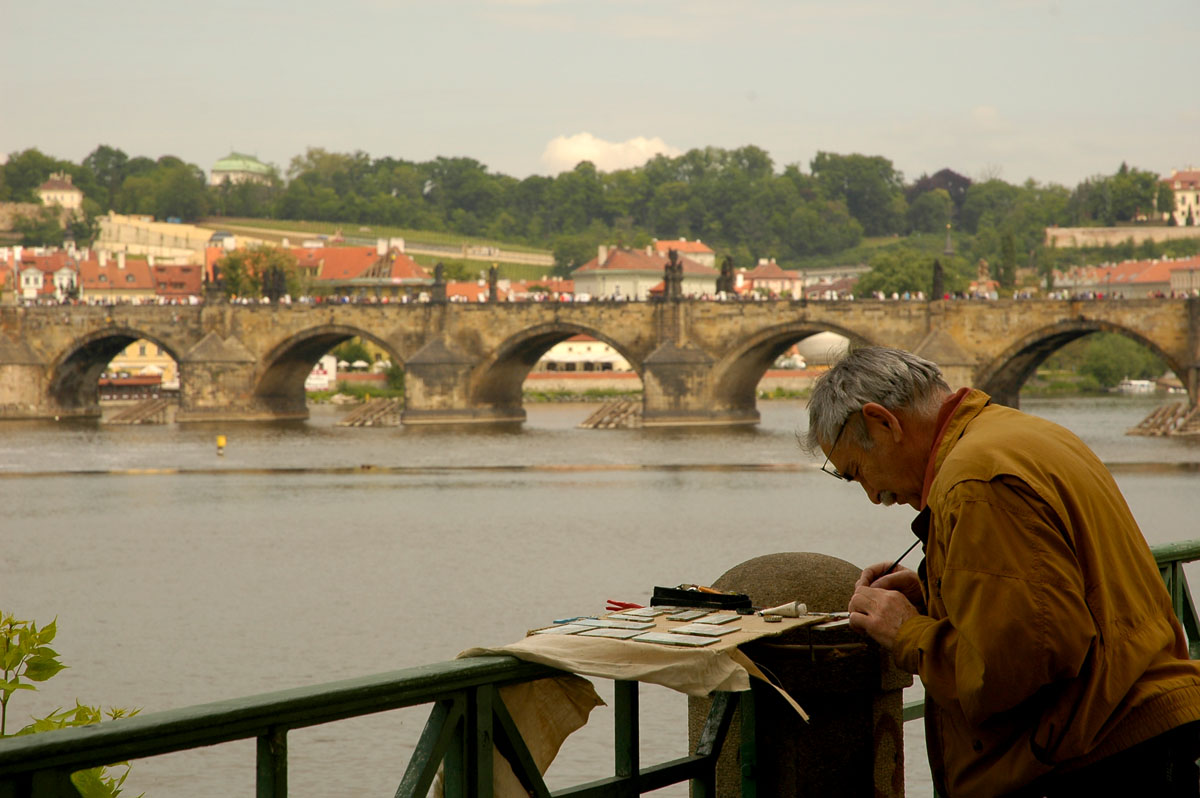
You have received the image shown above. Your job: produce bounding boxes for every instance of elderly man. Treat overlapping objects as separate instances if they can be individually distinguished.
[806,346,1200,797]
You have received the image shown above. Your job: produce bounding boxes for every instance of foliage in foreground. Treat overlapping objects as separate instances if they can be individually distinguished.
[1,612,142,797]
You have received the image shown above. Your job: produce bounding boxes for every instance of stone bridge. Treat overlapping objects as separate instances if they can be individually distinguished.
[0,298,1196,425]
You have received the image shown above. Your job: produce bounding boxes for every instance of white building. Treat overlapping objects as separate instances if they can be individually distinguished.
[1163,168,1200,226]
[535,335,631,372]
[37,173,83,214]
[572,245,719,300]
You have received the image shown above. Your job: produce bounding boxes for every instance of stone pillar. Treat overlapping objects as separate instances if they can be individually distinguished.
[688,552,912,797]
[640,341,758,426]
[401,336,522,424]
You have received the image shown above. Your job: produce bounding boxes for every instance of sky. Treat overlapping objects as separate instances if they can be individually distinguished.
[3,0,1198,187]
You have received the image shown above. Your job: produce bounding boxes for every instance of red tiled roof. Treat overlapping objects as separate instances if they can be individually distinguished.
[653,239,714,255]
[743,261,799,279]
[378,251,430,282]
[573,247,717,276]
[78,257,155,291]
[445,281,498,301]
[1165,169,1200,189]
[1167,256,1200,272]
[38,177,81,193]
[17,252,75,274]
[286,246,379,281]
[152,264,204,297]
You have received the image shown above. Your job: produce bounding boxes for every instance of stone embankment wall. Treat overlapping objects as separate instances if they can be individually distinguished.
[1046,226,1200,248]
[0,202,66,231]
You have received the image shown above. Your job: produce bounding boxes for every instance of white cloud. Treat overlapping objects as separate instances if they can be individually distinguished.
[540,132,682,174]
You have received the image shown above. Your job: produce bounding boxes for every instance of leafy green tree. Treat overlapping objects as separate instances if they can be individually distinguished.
[810,152,906,235]
[552,230,604,277]
[155,164,208,220]
[1078,333,1166,387]
[214,246,298,299]
[13,206,65,247]
[82,145,129,209]
[908,189,953,233]
[333,339,371,364]
[1157,183,1175,222]
[0,149,65,201]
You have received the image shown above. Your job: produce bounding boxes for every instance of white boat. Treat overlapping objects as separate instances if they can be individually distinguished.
[1116,378,1156,394]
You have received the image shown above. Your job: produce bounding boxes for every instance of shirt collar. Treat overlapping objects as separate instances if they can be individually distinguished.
[918,387,972,510]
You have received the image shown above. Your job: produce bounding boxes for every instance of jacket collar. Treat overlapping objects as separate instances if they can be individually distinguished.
[918,388,991,509]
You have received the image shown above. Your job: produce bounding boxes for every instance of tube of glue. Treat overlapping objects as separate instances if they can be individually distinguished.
[761,600,807,618]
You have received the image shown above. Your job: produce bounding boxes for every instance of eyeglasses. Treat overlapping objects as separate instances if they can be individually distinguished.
[820,415,855,482]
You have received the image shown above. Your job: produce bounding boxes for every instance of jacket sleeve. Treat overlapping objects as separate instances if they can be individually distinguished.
[892,478,1096,725]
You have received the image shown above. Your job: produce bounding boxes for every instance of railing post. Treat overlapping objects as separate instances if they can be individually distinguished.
[614,680,639,791]
[470,685,494,798]
[738,688,757,798]
[256,726,287,798]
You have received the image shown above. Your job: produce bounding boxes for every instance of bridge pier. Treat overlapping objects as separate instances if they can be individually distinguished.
[400,337,526,425]
[641,342,759,427]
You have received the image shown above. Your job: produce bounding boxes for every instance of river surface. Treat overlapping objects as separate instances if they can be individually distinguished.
[3,395,1199,797]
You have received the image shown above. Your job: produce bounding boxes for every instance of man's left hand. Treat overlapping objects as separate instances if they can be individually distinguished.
[848,585,919,650]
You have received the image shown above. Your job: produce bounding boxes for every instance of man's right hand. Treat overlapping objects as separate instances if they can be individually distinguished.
[855,562,925,611]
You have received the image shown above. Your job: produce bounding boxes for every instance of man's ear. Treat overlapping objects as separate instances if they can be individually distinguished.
[861,402,903,443]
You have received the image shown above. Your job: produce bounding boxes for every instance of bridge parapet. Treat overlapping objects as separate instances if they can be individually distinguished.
[0,299,1195,424]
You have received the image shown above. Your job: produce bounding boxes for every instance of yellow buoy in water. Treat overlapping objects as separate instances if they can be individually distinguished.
[216,434,226,456]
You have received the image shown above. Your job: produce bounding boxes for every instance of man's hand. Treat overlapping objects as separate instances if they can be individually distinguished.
[848,586,919,650]
[855,562,925,610]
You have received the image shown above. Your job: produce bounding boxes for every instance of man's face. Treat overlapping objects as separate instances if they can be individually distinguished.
[823,409,925,510]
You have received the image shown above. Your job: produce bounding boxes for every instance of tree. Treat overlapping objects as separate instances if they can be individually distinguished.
[82,145,129,209]
[0,149,65,201]
[908,189,953,233]
[214,246,297,299]
[1157,183,1175,222]
[13,206,65,247]
[155,164,209,220]
[810,152,906,236]
[1078,333,1165,388]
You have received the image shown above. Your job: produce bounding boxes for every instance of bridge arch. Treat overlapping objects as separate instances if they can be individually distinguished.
[49,327,185,413]
[710,322,871,410]
[257,324,404,405]
[469,322,642,410]
[976,319,1188,407]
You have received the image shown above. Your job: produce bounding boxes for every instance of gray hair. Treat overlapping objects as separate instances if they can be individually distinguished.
[803,346,950,455]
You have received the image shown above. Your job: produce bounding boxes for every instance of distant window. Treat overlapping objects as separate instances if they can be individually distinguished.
[156,345,163,355]
[126,274,134,283]
[99,275,107,282]
[138,344,147,356]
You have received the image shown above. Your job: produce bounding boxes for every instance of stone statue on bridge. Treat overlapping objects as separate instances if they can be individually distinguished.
[717,256,735,295]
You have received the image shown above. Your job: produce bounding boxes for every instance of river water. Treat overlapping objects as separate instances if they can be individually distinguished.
[3,395,1199,797]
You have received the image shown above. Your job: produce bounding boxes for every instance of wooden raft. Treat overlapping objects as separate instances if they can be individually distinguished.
[578,400,642,429]
[337,398,402,427]
[105,398,173,425]
[1127,402,1200,437]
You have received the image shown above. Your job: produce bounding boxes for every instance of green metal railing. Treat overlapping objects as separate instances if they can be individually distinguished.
[3,539,1197,797]
[0,653,752,798]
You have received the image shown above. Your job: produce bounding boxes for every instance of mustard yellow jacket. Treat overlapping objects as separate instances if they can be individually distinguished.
[892,390,1200,797]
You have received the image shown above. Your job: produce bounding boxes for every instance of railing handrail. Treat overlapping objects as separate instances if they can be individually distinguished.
[0,655,554,778]
[4,539,1199,792]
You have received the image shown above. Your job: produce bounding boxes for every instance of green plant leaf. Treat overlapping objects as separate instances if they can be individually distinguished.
[38,619,57,645]
[23,656,66,682]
